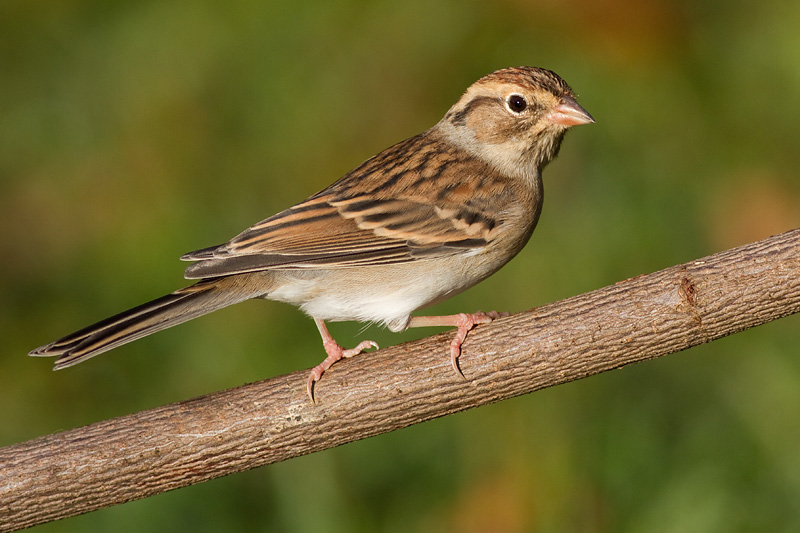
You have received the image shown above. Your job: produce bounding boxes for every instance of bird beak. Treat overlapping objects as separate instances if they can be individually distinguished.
[549,96,595,126]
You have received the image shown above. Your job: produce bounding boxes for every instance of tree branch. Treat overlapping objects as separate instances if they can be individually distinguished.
[2,229,799,531]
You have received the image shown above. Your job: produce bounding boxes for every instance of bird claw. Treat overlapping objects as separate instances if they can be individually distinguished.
[448,311,507,378]
[342,340,379,358]
[306,339,379,403]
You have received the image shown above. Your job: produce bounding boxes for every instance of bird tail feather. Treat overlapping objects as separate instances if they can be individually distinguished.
[29,277,259,369]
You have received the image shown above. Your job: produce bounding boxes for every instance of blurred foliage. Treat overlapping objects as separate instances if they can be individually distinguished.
[2,0,799,531]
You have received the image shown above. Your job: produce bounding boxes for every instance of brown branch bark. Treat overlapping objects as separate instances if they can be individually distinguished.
[2,229,799,531]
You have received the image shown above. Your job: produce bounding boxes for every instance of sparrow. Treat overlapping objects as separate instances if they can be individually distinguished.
[30,66,594,401]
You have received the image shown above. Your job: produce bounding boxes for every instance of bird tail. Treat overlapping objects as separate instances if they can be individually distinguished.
[29,277,260,370]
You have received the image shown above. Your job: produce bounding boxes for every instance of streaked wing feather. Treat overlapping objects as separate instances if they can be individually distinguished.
[183,134,510,279]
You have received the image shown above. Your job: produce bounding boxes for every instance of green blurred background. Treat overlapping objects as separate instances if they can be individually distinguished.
[3,0,800,531]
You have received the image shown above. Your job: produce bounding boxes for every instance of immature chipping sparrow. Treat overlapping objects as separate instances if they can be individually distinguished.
[30,66,593,401]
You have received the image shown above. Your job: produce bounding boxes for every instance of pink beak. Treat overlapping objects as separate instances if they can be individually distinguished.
[549,96,594,126]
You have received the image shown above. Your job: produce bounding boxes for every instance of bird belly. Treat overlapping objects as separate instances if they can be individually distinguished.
[264,254,501,332]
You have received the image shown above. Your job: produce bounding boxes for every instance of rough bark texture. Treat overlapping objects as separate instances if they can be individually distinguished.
[1,229,798,531]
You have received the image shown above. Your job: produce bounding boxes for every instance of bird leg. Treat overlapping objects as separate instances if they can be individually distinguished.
[307,319,378,402]
[408,311,509,378]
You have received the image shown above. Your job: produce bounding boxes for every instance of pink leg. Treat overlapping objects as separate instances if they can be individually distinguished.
[307,319,378,402]
[408,311,509,377]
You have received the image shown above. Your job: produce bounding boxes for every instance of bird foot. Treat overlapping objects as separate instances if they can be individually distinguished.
[408,310,509,377]
[306,335,378,402]
[447,311,508,377]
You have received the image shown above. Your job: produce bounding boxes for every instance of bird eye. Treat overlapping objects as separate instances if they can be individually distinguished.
[507,94,527,113]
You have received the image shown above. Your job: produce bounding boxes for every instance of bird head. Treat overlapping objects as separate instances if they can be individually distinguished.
[440,66,594,179]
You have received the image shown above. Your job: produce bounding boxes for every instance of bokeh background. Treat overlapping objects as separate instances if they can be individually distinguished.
[3,1,800,531]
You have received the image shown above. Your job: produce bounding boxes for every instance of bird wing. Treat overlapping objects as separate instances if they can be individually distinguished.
[182,135,513,279]
[182,191,500,279]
